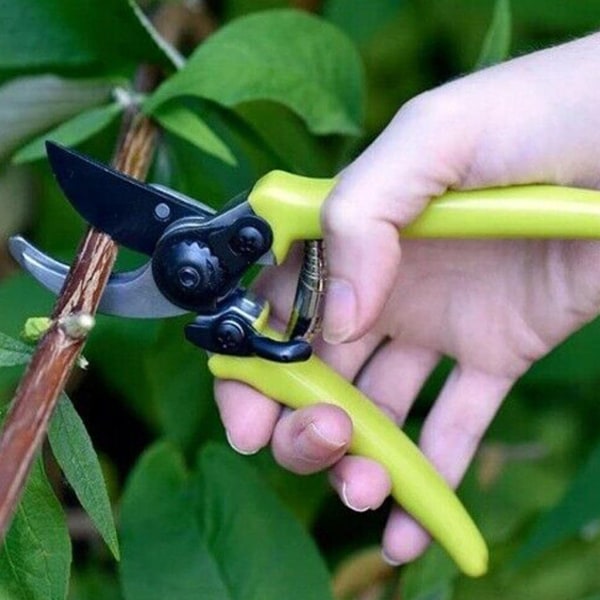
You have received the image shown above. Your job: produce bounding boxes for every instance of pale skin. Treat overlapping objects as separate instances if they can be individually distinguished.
[215,33,600,564]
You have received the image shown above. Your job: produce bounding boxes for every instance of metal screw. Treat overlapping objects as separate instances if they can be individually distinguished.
[215,320,245,351]
[232,226,264,256]
[178,266,200,289]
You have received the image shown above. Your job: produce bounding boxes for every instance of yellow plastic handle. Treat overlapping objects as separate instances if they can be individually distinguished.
[209,333,488,577]
[236,171,600,576]
[249,170,600,263]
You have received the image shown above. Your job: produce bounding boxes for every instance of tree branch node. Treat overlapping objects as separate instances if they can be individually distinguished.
[57,313,96,340]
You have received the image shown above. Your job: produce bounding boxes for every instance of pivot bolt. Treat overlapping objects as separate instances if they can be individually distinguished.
[178,266,201,289]
[215,320,245,351]
[231,226,265,256]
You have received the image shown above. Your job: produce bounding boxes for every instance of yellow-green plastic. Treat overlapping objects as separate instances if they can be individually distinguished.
[249,170,600,263]
[238,171,600,576]
[209,324,488,577]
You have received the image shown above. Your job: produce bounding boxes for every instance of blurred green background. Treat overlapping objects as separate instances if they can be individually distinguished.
[2,1,600,599]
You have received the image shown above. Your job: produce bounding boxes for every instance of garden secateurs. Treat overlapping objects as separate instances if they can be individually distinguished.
[12,142,600,577]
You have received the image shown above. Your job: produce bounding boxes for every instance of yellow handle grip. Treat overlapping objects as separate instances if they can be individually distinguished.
[209,330,488,578]
[249,171,600,263]
[236,170,600,575]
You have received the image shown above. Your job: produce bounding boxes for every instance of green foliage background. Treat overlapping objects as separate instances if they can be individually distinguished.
[1,1,600,599]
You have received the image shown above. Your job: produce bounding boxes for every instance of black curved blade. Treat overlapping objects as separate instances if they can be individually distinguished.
[46,141,215,256]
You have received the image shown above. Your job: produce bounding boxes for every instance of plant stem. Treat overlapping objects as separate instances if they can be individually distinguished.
[0,2,216,542]
[0,72,158,543]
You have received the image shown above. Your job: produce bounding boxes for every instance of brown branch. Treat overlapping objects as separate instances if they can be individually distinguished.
[0,2,216,541]
[0,77,158,542]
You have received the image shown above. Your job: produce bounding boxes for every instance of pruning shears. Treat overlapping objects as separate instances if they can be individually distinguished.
[11,142,600,577]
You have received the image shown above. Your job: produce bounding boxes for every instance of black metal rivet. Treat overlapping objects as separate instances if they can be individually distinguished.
[231,226,265,256]
[215,320,245,351]
[154,202,171,221]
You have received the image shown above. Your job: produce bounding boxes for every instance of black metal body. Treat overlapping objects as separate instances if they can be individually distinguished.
[46,142,310,363]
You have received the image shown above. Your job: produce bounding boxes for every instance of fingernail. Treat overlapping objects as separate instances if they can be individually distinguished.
[225,429,260,456]
[381,549,402,567]
[323,278,357,345]
[340,482,370,513]
[296,422,347,462]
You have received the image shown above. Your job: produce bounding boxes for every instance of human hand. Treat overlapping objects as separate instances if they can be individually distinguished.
[215,33,600,564]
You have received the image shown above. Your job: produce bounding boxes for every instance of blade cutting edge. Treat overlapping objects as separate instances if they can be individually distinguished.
[45,141,215,256]
[9,236,188,318]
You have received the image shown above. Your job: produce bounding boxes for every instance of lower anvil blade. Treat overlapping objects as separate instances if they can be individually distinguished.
[9,236,188,318]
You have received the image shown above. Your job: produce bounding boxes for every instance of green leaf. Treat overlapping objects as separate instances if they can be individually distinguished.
[68,565,124,600]
[0,75,115,162]
[475,0,512,70]
[454,534,600,600]
[0,275,55,339]
[85,316,162,428]
[0,460,71,600]
[526,316,600,384]
[0,331,32,367]
[324,0,404,46]
[153,102,237,166]
[0,0,175,72]
[145,9,365,136]
[120,442,228,600]
[145,319,216,452]
[154,106,281,209]
[48,394,120,560]
[402,545,457,600]
[13,103,123,164]
[195,444,333,600]
[247,450,329,526]
[120,442,334,600]
[235,101,340,176]
[0,276,53,392]
[512,0,600,31]
[515,439,600,565]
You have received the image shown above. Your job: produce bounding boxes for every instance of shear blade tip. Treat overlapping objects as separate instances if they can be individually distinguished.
[8,235,28,263]
[45,140,61,162]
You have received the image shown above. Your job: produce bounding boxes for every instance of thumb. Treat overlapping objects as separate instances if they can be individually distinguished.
[321,95,466,344]
[320,178,401,344]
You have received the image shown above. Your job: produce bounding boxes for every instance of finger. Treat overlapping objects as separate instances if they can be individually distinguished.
[382,365,513,564]
[218,245,382,457]
[320,94,472,346]
[355,341,441,424]
[321,195,401,346]
[382,508,431,566]
[271,403,352,474]
[325,343,438,514]
[214,379,281,455]
[329,456,391,512]
[216,332,381,457]
[253,242,387,379]
[420,365,513,484]
[313,332,383,382]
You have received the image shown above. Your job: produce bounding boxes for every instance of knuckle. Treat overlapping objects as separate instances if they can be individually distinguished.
[396,84,465,127]
[321,184,365,239]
